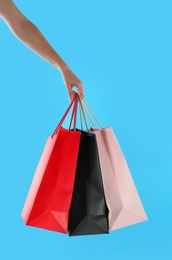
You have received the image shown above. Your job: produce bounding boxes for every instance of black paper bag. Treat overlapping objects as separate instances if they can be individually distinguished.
[68,130,109,236]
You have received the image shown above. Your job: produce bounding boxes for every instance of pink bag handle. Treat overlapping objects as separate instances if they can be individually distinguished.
[51,93,78,138]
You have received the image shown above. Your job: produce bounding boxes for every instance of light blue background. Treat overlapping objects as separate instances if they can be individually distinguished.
[0,0,171,259]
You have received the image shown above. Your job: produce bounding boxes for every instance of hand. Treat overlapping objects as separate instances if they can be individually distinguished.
[61,65,84,102]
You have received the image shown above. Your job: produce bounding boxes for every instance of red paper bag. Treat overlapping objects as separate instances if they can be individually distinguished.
[21,94,81,233]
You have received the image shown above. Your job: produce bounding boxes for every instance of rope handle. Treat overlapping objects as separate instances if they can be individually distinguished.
[51,93,78,138]
[78,95,89,131]
[79,102,83,130]
[78,93,102,129]
[69,94,78,131]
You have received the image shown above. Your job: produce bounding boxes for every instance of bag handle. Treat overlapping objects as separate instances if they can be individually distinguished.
[51,93,78,138]
[78,94,103,129]
[69,94,78,131]
[79,101,83,130]
[78,95,89,131]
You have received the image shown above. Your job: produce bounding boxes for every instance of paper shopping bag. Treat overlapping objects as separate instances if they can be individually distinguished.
[78,94,148,231]
[21,94,81,233]
[90,127,148,230]
[68,130,109,236]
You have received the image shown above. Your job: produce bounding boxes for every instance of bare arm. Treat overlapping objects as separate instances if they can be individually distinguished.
[0,0,84,101]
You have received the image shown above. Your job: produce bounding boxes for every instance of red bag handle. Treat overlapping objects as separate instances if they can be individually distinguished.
[69,94,78,131]
[51,93,78,138]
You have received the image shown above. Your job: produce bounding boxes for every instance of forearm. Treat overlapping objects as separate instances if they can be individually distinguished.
[0,0,84,101]
[12,19,68,72]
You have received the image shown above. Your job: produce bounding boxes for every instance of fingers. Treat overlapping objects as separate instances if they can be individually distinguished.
[76,81,84,98]
[62,67,84,101]
[67,81,84,102]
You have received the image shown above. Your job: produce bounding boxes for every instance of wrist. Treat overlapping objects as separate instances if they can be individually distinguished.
[60,63,70,73]
[55,60,69,73]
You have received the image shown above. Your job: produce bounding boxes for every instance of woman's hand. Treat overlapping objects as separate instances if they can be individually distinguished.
[61,65,84,102]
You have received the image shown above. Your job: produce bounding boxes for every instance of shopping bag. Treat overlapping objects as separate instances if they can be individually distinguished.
[68,130,109,236]
[78,95,148,231]
[91,127,148,230]
[21,93,81,233]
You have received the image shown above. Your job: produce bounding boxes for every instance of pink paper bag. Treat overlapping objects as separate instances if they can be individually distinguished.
[90,127,148,230]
